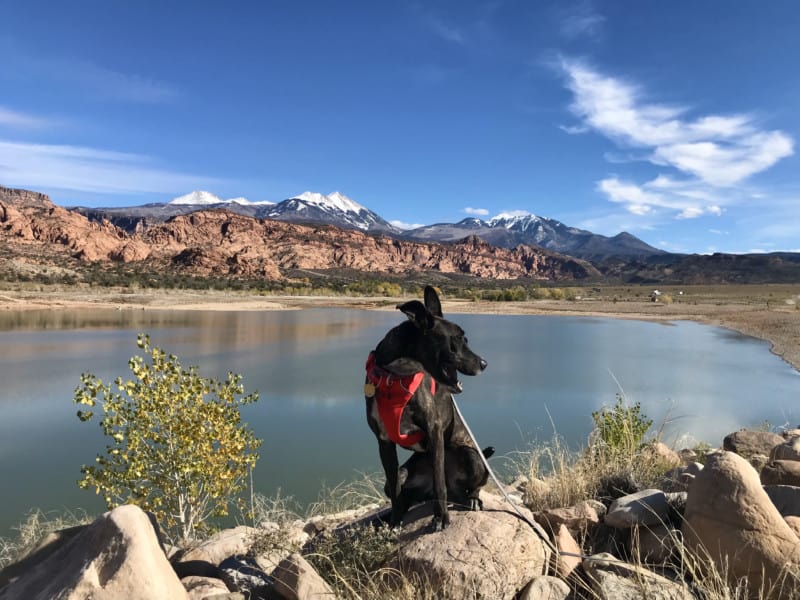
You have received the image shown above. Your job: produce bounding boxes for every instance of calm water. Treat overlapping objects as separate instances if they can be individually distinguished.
[1,307,799,537]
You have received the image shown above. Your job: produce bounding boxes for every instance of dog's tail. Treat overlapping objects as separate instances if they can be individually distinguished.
[481,446,495,459]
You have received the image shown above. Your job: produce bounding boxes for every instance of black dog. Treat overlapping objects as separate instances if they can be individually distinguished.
[365,286,487,530]
[388,445,495,514]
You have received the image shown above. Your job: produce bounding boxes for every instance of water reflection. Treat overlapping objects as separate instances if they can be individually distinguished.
[1,307,798,538]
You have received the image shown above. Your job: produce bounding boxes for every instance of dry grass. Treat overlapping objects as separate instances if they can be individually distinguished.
[0,508,92,571]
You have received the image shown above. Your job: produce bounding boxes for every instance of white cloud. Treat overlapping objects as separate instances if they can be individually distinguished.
[10,49,178,104]
[597,176,728,220]
[0,106,48,129]
[559,59,794,221]
[390,219,424,230]
[464,207,489,216]
[0,138,221,196]
[426,17,465,44]
[558,1,605,40]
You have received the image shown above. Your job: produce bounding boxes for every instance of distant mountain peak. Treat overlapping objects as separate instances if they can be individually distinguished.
[169,191,273,207]
[170,190,223,205]
[291,191,366,215]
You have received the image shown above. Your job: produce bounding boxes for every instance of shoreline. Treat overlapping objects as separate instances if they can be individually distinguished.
[1,287,799,372]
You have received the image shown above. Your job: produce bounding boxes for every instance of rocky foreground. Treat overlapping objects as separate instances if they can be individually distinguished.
[3,429,800,599]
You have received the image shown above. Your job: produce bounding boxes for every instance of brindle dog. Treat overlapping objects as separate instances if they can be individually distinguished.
[365,286,487,531]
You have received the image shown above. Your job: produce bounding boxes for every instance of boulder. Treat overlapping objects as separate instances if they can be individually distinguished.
[270,553,337,600]
[769,436,800,462]
[0,504,187,600]
[552,524,582,579]
[219,556,273,599]
[785,516,800,539]
[181,575,231,599]
[534,499,606,532]
[682,451,800,595]
[250,521,310,573]
[643,442,682,468]
[723,430,783,458]
[391,493,551,600]
[631,524,681,565]
[764,485,800,518]
[761,460,800,486]
[605,489,669,529]
[518,575,571,600]
[661,462,703,493]
[582,553,694,599]
[179,526,258,566]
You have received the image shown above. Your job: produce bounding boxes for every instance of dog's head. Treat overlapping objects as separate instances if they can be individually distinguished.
[383,286,487,393]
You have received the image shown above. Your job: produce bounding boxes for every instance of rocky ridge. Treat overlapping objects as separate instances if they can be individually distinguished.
[0,185,600,282]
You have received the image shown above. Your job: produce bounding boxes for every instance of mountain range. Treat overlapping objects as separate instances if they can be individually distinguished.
[6,184,800,285]
[72,190,664,262]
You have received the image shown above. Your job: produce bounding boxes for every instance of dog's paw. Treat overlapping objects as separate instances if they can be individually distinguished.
[469,498,483,511]
[428,514,450,532]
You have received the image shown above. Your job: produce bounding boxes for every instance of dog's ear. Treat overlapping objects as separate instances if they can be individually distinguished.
[397,300,433,329]
[423,286,443,318]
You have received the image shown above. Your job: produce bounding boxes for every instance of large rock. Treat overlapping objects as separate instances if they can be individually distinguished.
[605,489,669,529]
[179,526,258,566]
[723,429,783,458]
[518,575,570,600]
[391,493,551,600]
[270,553,337,600]
[764,485,800,518]
[582,553,693,600]
[682,451,800,595]
[552,524,582,579]
[769,436,800,462]
[761,460,800,486]
[534,499,606,532]
[0,504,187,600]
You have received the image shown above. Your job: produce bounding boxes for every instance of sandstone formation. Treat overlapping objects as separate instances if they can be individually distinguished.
[0,185,600,282]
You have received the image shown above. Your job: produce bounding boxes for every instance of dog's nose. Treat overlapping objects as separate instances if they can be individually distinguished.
[479,358,488,371]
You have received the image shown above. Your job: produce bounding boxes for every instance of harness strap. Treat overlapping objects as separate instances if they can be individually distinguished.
[366,352,434,448]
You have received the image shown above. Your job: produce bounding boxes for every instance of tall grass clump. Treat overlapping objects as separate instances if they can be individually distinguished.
[523,395,671,513]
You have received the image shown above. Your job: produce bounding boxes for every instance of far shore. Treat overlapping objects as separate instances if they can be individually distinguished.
[1,285,799,372]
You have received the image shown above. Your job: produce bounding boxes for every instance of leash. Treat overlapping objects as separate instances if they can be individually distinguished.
[450,393,596,561]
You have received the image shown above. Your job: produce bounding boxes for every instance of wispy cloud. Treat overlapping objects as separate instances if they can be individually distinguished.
[0,139,221,196]
[464,207,489,216]
[5,44,179,104]
[0,106,49,129]
[424,16,465,44]
[559,59,794,219]
[558,1,605,40]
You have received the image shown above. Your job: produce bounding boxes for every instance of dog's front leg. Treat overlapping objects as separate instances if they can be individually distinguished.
[430,426,449,531]
[378,440,404,526]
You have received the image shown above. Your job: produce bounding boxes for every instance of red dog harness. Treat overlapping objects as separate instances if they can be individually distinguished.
[365,352,435,448]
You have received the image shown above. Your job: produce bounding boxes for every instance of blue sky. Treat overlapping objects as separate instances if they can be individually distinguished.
[1,1,799,254]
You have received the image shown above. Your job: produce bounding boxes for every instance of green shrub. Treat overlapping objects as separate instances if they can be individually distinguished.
[591,393,653,457]
[73,333,261,543]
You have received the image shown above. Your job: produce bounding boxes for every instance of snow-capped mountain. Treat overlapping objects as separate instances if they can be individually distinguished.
[69,190,663,261]
[257,191,400,234]
[169,190,274,206]
[404,212,665,260]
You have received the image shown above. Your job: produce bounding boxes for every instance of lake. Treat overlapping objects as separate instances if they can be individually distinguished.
[1,306,799,538]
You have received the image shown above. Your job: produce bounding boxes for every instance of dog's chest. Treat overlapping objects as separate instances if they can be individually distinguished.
[367,398,425,452]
